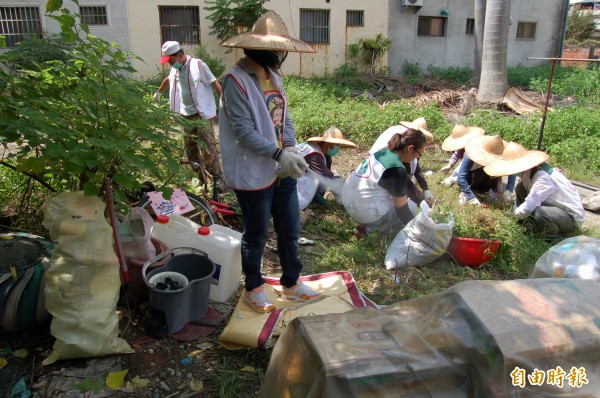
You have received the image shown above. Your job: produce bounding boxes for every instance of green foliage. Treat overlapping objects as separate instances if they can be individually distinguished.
[566,6,597,44]
[348,34,392,77]
[74,377,103,395]
[333,62,360,79]
[204,0,268,41]
[426,65,473,85]
[2,34,72,74]
[285,76,446,147]
[530,67,600,106]
[402,61,423,85]
[193,44,225,78]
[0,6,182,204]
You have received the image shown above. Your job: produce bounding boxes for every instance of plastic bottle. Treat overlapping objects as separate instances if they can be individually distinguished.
[151,214,242,302]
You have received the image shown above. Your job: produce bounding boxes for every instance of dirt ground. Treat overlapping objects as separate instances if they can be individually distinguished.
[2,82,599,397]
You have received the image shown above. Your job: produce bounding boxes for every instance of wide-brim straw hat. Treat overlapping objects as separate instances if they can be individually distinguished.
[484,142,549,177]
[399,117,434,143]
[307,126,357,148]
[442,124,486,151]
[465,135,507,166]
[220,11,315,53]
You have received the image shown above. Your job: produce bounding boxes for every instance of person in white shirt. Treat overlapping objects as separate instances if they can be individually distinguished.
[154,41,224,194]
[484,142,585,240]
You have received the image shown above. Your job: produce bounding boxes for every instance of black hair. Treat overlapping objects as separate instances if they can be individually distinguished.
[387,128,427,152]
[244,49,288,70]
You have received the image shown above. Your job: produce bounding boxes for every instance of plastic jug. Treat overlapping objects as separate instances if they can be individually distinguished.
[151,214,243,303]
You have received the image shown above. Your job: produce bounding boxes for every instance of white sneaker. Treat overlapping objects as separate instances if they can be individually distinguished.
[458,192,468,205]
[443,176,456,187]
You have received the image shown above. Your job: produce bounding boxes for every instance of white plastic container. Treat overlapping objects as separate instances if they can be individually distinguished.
[151,214,243,302]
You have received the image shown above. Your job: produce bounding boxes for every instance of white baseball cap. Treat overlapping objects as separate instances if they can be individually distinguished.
[160,41,181,64]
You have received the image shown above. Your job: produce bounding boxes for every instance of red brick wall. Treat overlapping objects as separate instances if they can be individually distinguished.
[562,46,598,67]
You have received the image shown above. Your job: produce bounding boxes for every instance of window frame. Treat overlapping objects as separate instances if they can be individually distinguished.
[0,5,44,47]
[465,18,475,35]
[158,6,201,45]
[79,4,109,26]
[346,10,364,27]
[417,16,447,37]
[300,8,330,45]
[516,21,537,40]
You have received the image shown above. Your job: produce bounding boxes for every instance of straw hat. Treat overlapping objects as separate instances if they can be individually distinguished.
[399,117,434,143]
[307,126,357,148]
[220,11,315,53]
[464,135,506,166]
[484,142,549,177]
[441,125,486,151]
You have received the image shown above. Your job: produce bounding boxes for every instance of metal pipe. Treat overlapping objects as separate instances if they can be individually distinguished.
[572,180,600,192]
[537,58,556,150]
[527,57,600,62]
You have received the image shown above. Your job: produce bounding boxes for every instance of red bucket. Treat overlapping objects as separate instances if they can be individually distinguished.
[447,237,502,268]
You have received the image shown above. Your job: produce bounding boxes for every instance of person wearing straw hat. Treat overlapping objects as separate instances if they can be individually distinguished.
[343,129,427,238]
[458,135,515,206]
[153,41,225,194]
[439,125,485,187]
[296,126,356,209]
[218,11,320,313]
[369,117,436,206]
[484,142,585,239]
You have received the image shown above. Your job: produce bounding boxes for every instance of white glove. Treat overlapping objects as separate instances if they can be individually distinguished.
[152,91,162,102]
[440,164,452,173]
[423,190,435,204]
[283,146,300,155]
[503,190,512,202]
[442,176,456,187]
[278,150,308,179]
[514,205,528,219]
[467,197,481,206]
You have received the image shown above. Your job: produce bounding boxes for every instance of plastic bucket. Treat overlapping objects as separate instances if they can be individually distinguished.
[447,237,502,268]
[142,247,215,333]
[124,237,169,300]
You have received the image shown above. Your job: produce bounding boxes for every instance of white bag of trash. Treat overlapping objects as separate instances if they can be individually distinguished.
[385,202,454,270]
[530,235,600,281]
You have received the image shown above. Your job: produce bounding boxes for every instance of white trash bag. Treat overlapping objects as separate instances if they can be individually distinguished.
[529,235,600,281]
[385,202,454,270]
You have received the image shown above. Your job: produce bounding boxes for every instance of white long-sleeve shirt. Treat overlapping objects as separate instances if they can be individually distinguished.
[515,166,585,227]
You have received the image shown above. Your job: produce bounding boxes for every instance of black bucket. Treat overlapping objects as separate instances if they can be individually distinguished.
[143,248,215,333]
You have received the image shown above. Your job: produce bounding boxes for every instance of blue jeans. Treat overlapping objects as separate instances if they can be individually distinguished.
[234,177,303,291]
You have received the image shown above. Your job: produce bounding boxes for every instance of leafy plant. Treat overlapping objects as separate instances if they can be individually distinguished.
[566,5,597,44]
[193,44,225,78]
[402,61,423,85]
[74,377,103,396]
[2,34,72,74]
[348,34,392,77]
[204,0,268,41]
[0,1,181,206]
[426,65,473,85]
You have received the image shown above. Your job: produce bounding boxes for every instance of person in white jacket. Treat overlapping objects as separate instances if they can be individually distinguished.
[484,142,585,240]
[154,41,224,193]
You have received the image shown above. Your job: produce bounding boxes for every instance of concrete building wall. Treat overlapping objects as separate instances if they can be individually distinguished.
[126,0,388,79]
[0,0,130,53]
[387,0,568,76]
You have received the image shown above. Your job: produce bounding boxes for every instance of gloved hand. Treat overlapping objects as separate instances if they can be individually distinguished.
[440,164,452,173]
[152,91,162,102]
[277,150,308,179]
[514,205,528,219]
[503,190,513,202]
[423,190,435,205]
[467,197,482,206]
[283,146,300,155]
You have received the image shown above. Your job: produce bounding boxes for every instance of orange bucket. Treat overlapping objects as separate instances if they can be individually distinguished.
[447,237,502,268]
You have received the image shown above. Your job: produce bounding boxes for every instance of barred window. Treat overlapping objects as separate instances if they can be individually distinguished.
[80,6,108,25]
[417,17,447,37]
[0,6,43,47]
[466,18,475,35]
[300,9,330,44]
[159,6,200,45]
[347,10,364,27]
[516,22,536,39]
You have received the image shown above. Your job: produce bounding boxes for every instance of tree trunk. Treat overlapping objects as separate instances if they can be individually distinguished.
[476,0,511,103]
[473,0,486,86]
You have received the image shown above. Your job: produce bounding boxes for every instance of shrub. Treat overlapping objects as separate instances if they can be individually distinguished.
[426,65,473,85]
[566,6,597,44]
[402,61,423,85]
[193,44,225,78]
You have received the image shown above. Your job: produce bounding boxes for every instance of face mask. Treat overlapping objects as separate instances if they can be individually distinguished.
[327,146,340,157]
[173,62,183,71]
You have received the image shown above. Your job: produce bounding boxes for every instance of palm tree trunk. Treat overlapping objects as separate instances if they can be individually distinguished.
[473,0,486,86]
[476,0,511,103]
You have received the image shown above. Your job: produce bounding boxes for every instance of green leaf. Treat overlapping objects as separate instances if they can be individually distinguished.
[83,181,100,197]
[45,0,63,13]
